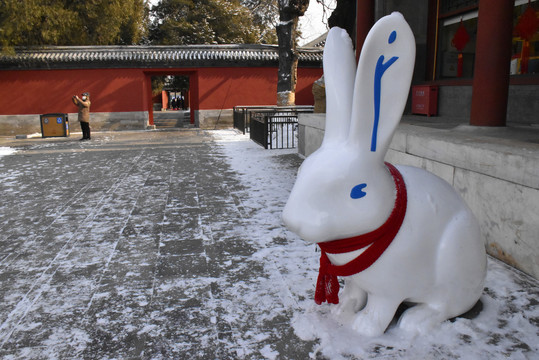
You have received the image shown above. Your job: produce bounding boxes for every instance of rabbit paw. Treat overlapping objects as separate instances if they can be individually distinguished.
[351,296,401,337]
[352,311,388,337]
[332,281,367,317]
[398,304,445,335]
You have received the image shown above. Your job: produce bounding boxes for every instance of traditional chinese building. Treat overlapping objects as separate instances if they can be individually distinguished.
[353,0,538,126]
[0,45,323,135]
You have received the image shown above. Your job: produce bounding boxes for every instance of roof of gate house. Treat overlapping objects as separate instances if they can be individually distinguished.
[303,32,327,48]
[0,44,323,70]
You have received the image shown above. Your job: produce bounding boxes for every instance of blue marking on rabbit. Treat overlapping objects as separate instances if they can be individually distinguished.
[388,30,397,44]
[350,183,367,199]
[372,31,399,152]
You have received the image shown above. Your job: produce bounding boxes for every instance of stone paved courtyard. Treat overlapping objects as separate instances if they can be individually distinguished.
[0,130,537,359]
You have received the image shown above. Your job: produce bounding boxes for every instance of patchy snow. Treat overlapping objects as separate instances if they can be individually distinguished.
[277,91,294,106]
[21,133,42,139]
[0,147,16,158]
[278,19,294,26]
[0,130,536,359]
[213,130,539,359]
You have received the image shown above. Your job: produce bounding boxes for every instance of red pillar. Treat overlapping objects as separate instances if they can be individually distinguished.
[356,0,375,61]
[142,72,154,125]
[161,90,169,110]
[470,0,514,126]
[189,72,199,125]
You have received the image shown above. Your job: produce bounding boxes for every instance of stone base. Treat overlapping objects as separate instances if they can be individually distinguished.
[437,84,539,126]
[196,109,233,129]
[0,111,150,136]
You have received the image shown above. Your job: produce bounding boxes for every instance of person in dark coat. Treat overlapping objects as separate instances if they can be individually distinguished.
[72,92,91,140]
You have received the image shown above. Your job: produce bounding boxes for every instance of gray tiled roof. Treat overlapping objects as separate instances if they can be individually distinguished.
[0,44,323,70]
[303,32,327,48]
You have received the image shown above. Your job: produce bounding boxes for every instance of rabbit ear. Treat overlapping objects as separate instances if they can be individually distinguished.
[321,27,356,147]
[348,12,415,162]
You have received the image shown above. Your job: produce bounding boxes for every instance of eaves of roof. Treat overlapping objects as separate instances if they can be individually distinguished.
[303,32,327,48]
[0,44,323,70]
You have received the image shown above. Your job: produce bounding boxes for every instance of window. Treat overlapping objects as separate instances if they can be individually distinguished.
[435,1,479,80]
[511,0,539,75]
[436,13,477,79]
[434,0,539,80]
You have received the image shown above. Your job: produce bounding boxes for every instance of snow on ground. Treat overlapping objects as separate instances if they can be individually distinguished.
[0,147,16,158]
[0,130,537,359]
[213,130,539,360]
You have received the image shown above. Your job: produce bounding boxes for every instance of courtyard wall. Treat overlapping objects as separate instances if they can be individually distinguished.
[0,67,322,134]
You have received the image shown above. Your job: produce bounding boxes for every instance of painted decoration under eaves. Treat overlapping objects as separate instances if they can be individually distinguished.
[282,12,487,337]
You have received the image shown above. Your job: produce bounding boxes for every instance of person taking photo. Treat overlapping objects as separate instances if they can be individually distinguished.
[72,92,91,140]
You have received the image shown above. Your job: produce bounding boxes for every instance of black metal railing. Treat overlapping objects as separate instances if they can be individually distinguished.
[266,114,299,149]
[233,105,313,137]
[233,106,273,134]
[233,106,248,134]
[250,113,267,148]
[242,106,313,149]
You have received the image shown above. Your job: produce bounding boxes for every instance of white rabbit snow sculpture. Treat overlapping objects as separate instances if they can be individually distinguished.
[282,13,487,337]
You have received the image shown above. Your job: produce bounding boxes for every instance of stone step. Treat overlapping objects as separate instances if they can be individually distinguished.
[153,111,192,128]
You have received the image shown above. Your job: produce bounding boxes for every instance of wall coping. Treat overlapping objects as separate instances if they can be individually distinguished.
[0,44,323,70]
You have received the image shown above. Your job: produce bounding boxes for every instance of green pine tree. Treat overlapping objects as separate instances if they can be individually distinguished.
[0,0,149,53]
[149,0,277,45]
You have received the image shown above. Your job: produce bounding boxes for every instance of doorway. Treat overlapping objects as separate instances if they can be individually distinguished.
[145,70,198,129]
[151,75,191,129]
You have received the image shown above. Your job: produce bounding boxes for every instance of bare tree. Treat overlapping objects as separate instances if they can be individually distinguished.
[276,0,310,106]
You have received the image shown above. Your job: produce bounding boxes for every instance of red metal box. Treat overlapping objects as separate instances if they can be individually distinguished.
[411,85,438,117]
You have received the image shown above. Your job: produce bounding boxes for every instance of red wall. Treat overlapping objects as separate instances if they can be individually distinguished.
[0,68,146,115]
[196,67,322,109]
[296,68,324,105]
[197,67,277,109]
[0,66,322,116]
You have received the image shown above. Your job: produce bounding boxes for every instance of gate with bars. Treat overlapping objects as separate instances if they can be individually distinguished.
[233,106,314,149]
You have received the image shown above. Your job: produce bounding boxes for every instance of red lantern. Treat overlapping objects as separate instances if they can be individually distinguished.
[451,20,470,77]
[514,2,539,74]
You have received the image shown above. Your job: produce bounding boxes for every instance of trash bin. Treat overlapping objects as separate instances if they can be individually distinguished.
[40,113,69,138]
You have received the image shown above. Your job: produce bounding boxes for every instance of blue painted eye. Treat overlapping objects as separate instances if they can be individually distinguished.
[388,31,397,44]
[350,183,367,199]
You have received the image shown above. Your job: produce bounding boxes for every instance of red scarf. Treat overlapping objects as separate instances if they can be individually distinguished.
[314,162,407,305]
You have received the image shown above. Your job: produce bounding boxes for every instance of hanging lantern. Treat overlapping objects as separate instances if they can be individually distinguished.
[514,1,539,74]
[451,19,470,77]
